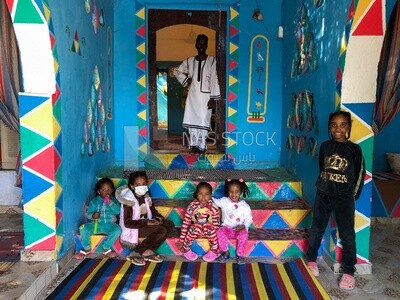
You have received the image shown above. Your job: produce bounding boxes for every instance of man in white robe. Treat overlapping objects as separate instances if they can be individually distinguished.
[174,34,221,154]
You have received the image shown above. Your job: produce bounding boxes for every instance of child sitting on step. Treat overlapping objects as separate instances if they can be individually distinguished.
[176,181,221,262]
[213,178,252,264]
[78,178,122,258]
[116,170,174,266]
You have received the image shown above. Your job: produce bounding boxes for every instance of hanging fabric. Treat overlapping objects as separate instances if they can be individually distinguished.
[372,2,400,134]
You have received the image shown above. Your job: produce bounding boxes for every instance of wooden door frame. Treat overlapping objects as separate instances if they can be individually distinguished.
[148,9,227,153]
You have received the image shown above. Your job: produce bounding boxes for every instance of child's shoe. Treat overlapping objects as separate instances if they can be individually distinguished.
[236,256,246,264]
[203,251,219,262]
[339,274,355,290]
[183,250,198,261]
[307,261,320,277]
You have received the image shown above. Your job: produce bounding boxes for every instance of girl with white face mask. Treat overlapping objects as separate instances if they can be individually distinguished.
[116,171,174,266]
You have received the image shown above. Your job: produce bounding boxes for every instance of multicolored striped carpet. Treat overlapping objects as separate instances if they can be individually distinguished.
[46,258,330,299]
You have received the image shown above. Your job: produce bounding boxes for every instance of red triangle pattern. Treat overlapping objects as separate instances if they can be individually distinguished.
[252,210,273,227]
[335,245,343,262]
[137,59,146,71]
[56,209,62,228]
[229,59,238,70]
[139,126,147,137]
[347,0,355,22]
[49,33,56,49]
[228,91,236,102]
[294,240,308,253]
[52,85,61,105]
[353,0,383,36]
[29,235,56,250]
[138,92,146,105]
[256,182,282,198]
[5,0,14,14]
[391,201,400,217]
[182,154,200,168]
[336,67,342,82]
[228,121,236,132]
[137,25,145,38]
[229,25,239,37]
[24,146,61,181]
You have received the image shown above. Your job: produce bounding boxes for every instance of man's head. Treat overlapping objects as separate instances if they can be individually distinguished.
[195,34,208,54]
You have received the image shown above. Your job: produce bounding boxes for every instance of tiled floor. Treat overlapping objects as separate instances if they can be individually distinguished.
[1,208,400,300]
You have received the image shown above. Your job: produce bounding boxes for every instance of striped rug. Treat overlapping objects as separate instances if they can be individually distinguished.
[46,258,330,300]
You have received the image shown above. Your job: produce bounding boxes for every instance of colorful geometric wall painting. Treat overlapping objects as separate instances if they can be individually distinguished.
[291,3,318,77]
[247,35,268,123]
[81,66,110,156]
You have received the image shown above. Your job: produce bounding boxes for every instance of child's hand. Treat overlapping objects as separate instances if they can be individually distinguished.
[92,212,100,220]
[235,225,245,232]
[155,216,164,223]
[147,219,160,226]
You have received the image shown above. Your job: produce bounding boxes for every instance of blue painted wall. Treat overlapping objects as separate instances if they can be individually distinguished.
[281,0,351,203]
[51,0,114,255]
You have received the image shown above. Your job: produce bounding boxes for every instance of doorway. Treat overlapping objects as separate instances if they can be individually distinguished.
[148,9,227,154]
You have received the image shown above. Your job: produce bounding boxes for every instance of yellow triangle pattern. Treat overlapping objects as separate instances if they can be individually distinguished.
[138,109,147,121]
[21,99,53,140]
[139,143,148,154]
[53,59,59,74]
[24,189,56,229]
[277,210,307,228]
[54,182,62,201]
[340,35,347,55]
[90,235,104,249]
[227,137,236,147]
[352,0,372,31]
[137,42,145,55]
[151,154,167,168]
[335,92,341,110]
[228,75,238,86]
[43,4,50,21]
[341,105,372,142]
[229,43,238,54]
[166,154,179,166]
[56,235,63,253]
[230,7,238,20]
[156,207,171,218]
[355,211,370,232]
[228,107,237,117]
[137,75,146,88]
[208,154,224,168]
[136,8,145,20]
[287,182,302,197]
[267,240,292,257]
[159,180,187,197]
[52,116,61,140]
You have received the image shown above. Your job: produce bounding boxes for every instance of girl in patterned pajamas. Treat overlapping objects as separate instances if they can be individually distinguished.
[213,178,252,264]
[176,182,221,262]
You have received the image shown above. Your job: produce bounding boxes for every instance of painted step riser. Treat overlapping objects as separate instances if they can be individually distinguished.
[157,238,308,258]
[146,180,302,200]
[157,206,312,229]
[109,178,302,200]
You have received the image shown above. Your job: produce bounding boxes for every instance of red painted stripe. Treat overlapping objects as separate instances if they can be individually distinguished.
[126,263,151,294]
[158,261,175,300]
[270,264,291,299]
[93,261,125,299]
[219,263,228,300]
[246,263,261,300]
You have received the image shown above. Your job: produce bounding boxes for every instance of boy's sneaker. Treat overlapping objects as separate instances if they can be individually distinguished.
[203,251,219,262]
[236,256,246,264]
[183,250,198,261]
[307,261,319,277]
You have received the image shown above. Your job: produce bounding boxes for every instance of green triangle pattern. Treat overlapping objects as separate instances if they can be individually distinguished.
[20,126,51,160]
[359,137,373,172]
[281,242,304,258]
[193,158,213,169]
[14,0,44,24]
[356,227,370,259]
[297,212,312,228]
[174,181,197,198]
[23,213,55,246]
[165,209,183,226]
[53,99,62,124]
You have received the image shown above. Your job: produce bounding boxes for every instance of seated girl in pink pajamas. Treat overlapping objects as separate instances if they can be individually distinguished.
[176,182,220,262]
[213,178,252,264]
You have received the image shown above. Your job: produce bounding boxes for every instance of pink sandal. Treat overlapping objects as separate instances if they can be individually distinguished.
[339,274,355,290]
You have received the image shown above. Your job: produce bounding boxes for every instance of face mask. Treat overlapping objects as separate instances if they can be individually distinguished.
[134,185,148,196]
